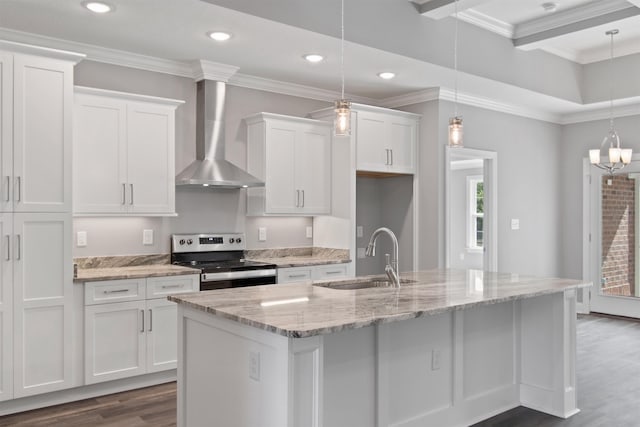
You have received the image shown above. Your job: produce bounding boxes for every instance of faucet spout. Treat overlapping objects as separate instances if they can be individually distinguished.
[365,227,400,288]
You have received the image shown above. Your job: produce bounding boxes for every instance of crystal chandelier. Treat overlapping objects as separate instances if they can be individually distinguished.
[448,0,463,147]
[589,29,632,174]
[334,0,351,136]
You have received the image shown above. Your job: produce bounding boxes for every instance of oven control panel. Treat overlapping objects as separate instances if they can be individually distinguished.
[171,233,246,253]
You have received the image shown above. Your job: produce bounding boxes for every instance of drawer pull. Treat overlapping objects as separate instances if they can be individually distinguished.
[161,284,183,289]
[325,270,343,275]
[148,309,153,332]
[288,274,307,278]
[140,310,145,333]
[103,288,129,294]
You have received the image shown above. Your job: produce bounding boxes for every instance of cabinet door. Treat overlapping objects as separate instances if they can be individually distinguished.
[73,95,127,213]
[0,53,12,212]
[85,300,146,384]
[13,213,72,397]
[296,124,331,214]
[13,55,72,212]
[0,214,11,401]
[126,102,175,214]
[146,298,178,373]
[355,111,387,172]
[265,122,298,214]
[277,267,313,284]
[388,117,416,174]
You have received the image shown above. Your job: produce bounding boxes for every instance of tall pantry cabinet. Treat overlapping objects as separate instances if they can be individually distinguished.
[0,41,83,400]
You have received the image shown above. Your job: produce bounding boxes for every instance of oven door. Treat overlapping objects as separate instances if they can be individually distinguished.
[200,269,277,291]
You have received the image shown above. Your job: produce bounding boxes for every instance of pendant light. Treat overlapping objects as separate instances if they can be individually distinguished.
[448,0,463,147]
[334,0,351,136]
[589,29,632,174]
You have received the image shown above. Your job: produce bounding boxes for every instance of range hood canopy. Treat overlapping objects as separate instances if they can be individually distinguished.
[176,79,264,188]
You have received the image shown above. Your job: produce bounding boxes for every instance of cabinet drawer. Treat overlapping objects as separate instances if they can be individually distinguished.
[146,275,199,299]
[277,267,313,284]
[313,264,348,280]
[85,279,146,305]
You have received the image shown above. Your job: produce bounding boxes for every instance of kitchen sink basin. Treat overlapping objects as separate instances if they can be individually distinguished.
[314,278,416,290]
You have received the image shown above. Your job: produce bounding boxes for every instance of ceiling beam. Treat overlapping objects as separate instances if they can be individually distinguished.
[513,0,640,47]
[411,0,492,20]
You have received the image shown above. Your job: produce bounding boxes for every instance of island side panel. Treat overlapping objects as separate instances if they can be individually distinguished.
[520,289,578,418]
[176,306,291,427]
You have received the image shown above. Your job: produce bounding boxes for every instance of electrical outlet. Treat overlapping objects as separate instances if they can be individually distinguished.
[459,252,465,261]
[76,231,87,247]
[357,247,366,259]
[356,226,363,238]
[258,227,267,241]
[143,229,154,245]
[306,226,313,238]
[431,349,441,371]
[249,351,260,381]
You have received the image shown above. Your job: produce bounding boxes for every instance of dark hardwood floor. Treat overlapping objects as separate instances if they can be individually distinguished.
[1,314,638,426]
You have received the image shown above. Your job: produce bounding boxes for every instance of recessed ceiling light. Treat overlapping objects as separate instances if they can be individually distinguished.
[304,54,324,63]
[542,2,557,12]
[207,31,232,42]
[377,72,396,80]
[82,1,114,13]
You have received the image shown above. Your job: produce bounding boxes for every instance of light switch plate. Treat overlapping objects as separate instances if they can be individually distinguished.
[143,229,154,245]
[249,351,260,381]
[76,231,87,247]
[306,226,313,238]
[258,227,267,241]
[511,219,520,230]
[356,226,363,238]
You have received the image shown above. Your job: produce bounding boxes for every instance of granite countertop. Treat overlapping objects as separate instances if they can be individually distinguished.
[244,247,351,268]
[169,269,591,338]
[73,254,200,282]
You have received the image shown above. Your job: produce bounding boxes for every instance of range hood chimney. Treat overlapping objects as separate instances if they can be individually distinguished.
[176,78,264,188]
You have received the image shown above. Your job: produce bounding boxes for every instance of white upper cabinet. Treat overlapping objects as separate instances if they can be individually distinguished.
[0,46,81,213]
[246,113,331,216]
[355,107,419,174]
[73,87,183,216]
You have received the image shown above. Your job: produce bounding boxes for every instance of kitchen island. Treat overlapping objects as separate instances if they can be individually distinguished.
[169,269,590,427]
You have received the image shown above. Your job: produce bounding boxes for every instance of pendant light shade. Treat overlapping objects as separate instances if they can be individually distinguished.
[334,0,351,136]
[589,29,632,174]
[448,117,463,147]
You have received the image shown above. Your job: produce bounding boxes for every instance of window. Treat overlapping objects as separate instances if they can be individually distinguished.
[467,176,484,250]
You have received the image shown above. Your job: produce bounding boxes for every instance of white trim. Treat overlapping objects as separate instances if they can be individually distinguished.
[75,85,185,107]
[191,59,239,82]
[0,38,85,63]
[560,99,640,124]
[377,88,441,108]
[458,10,514,39]
[467,175,484,251]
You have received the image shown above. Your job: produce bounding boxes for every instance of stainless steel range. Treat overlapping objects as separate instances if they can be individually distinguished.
[171,233,277,291]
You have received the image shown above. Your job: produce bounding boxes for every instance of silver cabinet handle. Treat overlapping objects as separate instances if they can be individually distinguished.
[140,309,145,333]
[161,284,182,289]
[385,149,390,165]
[15,234,20,261]
[288,274,307,278]
[130,184,134,205]
[390,149,393,165]
[16,176,20,202]
[4,176,9,202]
[103,288,129,294]
[122,183,126,205]
[5,235,9,261]
[325,270,343,275]
[148,309,153,332]
[301,190,305,208]
[296,189,300,207]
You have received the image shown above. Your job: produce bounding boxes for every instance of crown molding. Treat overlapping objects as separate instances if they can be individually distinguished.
[378,88,441,108]
[0,39,85,63]
[191,60,239,82]
[458,10,514,39]
[560,98,640,124]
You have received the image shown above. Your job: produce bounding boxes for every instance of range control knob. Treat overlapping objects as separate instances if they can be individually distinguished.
[179,239,186,245]
[236,238,242,244]
[229,238,235,244]
[187,239,193,245]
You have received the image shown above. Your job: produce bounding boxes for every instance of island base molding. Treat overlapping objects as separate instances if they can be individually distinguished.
[0,371,175,417]
[177,289,578,427]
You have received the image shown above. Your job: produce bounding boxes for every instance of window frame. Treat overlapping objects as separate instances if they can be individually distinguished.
[467,175,484,253]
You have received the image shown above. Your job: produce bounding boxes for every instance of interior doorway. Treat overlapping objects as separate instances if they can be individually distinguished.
[445,147,498,271]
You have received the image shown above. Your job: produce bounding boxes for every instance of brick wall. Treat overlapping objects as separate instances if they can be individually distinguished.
[601,175,635,296]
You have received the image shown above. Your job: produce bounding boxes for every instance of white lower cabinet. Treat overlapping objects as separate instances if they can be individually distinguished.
[277,264,348,284]
[84,274,198,385]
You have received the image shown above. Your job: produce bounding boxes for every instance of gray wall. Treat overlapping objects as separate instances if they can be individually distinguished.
[450,167,484,270]
[73,60,327,257]
[559,114,640,279]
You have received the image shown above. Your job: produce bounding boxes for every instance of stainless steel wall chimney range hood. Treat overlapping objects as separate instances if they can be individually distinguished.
[175,79,264,188]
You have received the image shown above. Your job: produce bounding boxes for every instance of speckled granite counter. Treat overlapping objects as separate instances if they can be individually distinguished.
[74,254,200,282]
[244,247,350,267]
[169,268,591,338]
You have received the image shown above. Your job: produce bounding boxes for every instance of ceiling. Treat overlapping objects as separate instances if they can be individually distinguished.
[0,0,638,122]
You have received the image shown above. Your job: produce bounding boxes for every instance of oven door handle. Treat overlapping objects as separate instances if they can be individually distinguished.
[201,269,277,282]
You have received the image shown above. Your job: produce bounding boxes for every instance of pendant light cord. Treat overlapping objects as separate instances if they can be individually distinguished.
[608,31,614,131]
[454,0,459,117]
[341,0,345,100]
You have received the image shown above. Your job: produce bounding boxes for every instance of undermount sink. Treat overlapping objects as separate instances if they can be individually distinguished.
[314,278,416,290]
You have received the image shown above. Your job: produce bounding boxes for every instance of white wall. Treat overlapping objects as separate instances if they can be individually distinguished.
[73,60,328,257]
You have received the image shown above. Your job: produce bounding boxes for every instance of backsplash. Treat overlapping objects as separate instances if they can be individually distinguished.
[74,253,169,269]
